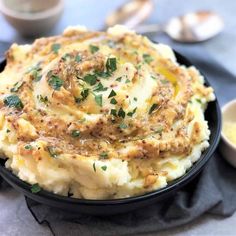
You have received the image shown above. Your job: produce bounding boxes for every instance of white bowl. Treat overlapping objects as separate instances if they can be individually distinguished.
[220,99,236,167]
[0,0,64,37]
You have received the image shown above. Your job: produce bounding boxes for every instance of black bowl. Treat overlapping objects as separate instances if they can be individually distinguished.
[0,51,221,215]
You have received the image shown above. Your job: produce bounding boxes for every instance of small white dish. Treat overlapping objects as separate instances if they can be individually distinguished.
[0,0,64,37]
[220,99,236,167]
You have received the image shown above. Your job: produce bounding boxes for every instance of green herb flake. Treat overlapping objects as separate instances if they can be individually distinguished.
[24,144,33,150]
[62,53,71,61]
[81,88,89,100]
[93,162,96,172]
[6,129,10,133]
[37,95,49,105]
[118,107,125,118]
[99,151,108,159]
[10,81,24,93]
[110,98,117,105]
[154,126,163,134]
[106,57,117,73]
[27,65,42,82]
[101,165,107,171]
[119,123,128,129]
[95,70,110,78]
[84,74,97,86]
[143,54,153,64]
[108,89,116,98]
[127,107,137,117]
[151,76,157,80]
[31,183,41,194]
[89,44,99,54]
[47,146,58,158]
[133,97,137,102]
[71,130,80,138]
[94,94,103,106]
[110,109,117,116]
[51,43,61,54]
[75,54,82,62]
[149,103,158,114]
[136,64,142,70]
[4,95,23,110]
[116,77,122,82]
[75,88,90,104]
[160,79,169,84]
[93,82,107,92]
[48,75,64,91]
[196,98,202,104]
[125,79,131,84]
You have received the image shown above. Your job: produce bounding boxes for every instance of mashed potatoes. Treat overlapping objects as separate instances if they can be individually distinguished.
[0,25,215,199]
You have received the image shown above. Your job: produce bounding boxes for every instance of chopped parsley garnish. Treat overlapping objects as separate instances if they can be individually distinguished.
[84,74,97,86]
[154,126,163,134]
[160,79,169,84]
[106,57,117,73]
[151,75,157,80]
[116,77,122,82]
[4,95,23,110]
[89,44,99,54]
[143,54,153,64]
[93,82,107,92]
[133,97,137,102]
[31,184,41,193]
[37,95,49,105]
[71,130,80,138]
[101,165,107,171]
[136,64,142,70]
[93,162,96,172]
[149,103,158,114]
[95,70,110,78]
[6,129,10,133]
[62,53,71,61]
[75,88,89,103]
[28,65,42,82]
[51,43,61,54]
[24,144,33,150]
[75,54,82,62]
[125,79,131,83]
[47,146,58,158]
[118,107,125,118]
[119,123,128,129]
[10,81,24,92]
[108,89,116,98]
[110,109,117,116]
[48,75,64,90]
[99,151,108,159]
[110,98,117,105]
[94,94,103,106]
[196,98,202,104]
[81,88,89,100]
[127,107,137,117]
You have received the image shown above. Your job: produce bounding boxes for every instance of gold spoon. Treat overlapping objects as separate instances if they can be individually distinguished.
[105,0,154,29]
[105,0,224,43]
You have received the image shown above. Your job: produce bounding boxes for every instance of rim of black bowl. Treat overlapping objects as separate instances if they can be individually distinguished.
[0,51,222,206]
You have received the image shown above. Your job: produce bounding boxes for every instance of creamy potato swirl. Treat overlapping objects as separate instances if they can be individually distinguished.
[0,26,215,199]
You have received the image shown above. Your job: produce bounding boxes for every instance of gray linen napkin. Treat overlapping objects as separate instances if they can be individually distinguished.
[1,43,236,236]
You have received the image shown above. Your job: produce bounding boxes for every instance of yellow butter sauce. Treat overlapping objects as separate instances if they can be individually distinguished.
[223,121,236,145]
[156,67,179,96]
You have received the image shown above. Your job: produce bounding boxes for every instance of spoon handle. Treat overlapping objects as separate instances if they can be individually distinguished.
[135,24,163,34]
